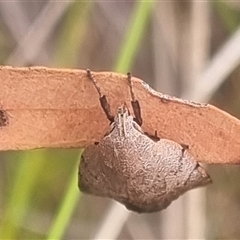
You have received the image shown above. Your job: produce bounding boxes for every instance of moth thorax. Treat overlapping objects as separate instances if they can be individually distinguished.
[115,105,131,138]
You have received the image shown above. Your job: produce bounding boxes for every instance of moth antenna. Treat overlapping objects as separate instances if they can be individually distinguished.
[86,69,114,123]
[127,72,142,126]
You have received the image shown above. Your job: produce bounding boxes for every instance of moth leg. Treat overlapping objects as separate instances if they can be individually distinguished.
[127,72,142,126]
[86,69,114,123]
[180,143,189,155]
[145,130,160,142]
[180,143,189,150]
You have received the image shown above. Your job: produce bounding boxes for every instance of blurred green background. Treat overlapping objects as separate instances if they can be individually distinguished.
[0,1,240,239]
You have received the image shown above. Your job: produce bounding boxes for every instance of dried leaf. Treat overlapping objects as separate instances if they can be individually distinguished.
[0,66,239,164]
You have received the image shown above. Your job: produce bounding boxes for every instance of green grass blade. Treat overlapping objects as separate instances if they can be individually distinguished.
[47,157,80,240]
[54,1,93,67]
[0,150,48,239]
[114,1,155,72]
[213,1,240,33]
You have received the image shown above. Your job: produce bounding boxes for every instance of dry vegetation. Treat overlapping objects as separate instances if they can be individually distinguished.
[1,66,240,165]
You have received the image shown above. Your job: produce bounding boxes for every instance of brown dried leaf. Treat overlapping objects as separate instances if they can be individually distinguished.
[0,66,239,164]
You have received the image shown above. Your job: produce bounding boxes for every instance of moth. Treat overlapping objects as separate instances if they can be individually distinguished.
[78,70,211,213]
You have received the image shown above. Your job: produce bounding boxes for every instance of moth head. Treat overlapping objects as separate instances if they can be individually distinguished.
[117,104,129,117]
